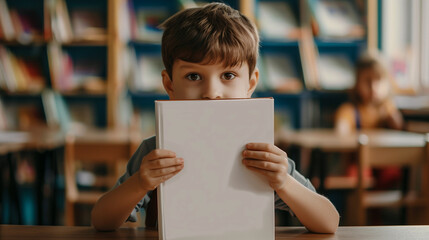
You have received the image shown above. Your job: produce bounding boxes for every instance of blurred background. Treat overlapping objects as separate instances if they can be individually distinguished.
[0,0,428,227]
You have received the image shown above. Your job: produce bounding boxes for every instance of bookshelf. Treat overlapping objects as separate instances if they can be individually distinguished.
[0,0,114,130]
[0,0,374,131]
[253,0,370,129]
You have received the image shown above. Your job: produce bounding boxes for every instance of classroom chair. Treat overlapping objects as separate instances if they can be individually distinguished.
[64,130,133,226]
[352,133,429,225]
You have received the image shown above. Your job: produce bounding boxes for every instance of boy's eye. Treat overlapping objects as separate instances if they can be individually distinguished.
[186,73,202,81]
[222,72,236,80]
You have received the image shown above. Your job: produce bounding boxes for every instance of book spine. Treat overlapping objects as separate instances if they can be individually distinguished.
[155,101,165,240]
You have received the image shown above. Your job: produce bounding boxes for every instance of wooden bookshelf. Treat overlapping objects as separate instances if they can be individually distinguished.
[0,0,113,130]
[0,0,375,131]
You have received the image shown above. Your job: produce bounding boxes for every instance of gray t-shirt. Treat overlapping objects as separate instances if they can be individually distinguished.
[115,136,316,222]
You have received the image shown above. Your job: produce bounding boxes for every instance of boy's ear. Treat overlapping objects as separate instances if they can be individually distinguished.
[247,67,259,97]
[162,70,174,99]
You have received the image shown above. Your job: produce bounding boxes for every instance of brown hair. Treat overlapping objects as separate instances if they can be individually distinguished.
[351,52,388,103]
[159,2,259,79]
[355,53,386,81]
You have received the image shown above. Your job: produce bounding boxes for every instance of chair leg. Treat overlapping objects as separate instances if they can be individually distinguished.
[65,201,75,226]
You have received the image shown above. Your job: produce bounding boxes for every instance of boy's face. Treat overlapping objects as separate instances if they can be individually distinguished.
[162,60,258,100]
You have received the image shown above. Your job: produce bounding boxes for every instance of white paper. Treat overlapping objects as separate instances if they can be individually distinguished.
[156,99,275,240]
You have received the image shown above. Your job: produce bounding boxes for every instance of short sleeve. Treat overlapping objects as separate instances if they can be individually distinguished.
[275,158,316,216]
[113,136,157,222]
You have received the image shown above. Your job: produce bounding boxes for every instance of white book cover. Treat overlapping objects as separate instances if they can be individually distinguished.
[156,98,275,240]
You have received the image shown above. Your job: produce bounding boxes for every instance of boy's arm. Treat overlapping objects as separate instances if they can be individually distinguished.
[242,143,339,233]
[91,149,184,231]
[91,174,149,231]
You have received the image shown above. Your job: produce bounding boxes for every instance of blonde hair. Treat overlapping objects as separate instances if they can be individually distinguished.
[159,3,259,79]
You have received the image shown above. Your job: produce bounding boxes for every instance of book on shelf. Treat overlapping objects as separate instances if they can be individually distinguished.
[47,43,106,93]
[129,51,164,92]
[178,0,210,9]
[47,42,73,91]
[118,0,132,41]
[0,0,16,41]
[261,54,303,93]
[299,28,319,90]
[8,8,43,44]
[310,0,365,40]
[72,57,106,93]
[156,98,274,240]
[0,45,46,93]
[317,54,355,90]
[255,58,268,92]
[134,7,169,42]
[70,9,107,42]
[42,89,71,131]
[47,0,73,43]
[0,98,7,130]
[258,1,300,40]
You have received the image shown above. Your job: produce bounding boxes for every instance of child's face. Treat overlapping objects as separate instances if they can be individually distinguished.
[356,68,389,104]
[162,60,258,100]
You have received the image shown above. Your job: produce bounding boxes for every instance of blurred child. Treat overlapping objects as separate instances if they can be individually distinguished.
[335,52,404,189]
[335,52,403,134]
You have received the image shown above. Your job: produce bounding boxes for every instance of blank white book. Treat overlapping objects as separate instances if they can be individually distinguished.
[156,98,274,240]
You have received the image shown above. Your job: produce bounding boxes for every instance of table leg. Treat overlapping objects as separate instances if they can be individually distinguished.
[0,155,5,223]
[8,152,22,224]
[35,151,46,225]
[49,147,63,225]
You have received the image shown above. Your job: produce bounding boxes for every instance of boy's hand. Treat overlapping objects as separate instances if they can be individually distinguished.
[242,143,289,191]
[138,149,184,192]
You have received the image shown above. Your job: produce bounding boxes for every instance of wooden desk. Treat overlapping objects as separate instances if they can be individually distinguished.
[1,225,429,240]
[277,129,427,190]
[278,129,426,152]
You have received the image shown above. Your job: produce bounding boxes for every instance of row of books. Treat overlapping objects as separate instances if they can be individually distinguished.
[46,0,107,43]
[125,47,165,92]
[47,43,106,93]
[118,0,365,43]
[0,0,107,44]
[310,0,365,40]
[0,45,46,93]
[256,0,365,41]
[123,47,354,94]
[0,0,44,43]
[119,0,169,43]
[0,43,107,94]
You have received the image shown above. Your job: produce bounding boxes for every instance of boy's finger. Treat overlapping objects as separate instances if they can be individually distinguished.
[243,159,277,172]
[152,165,184,177]
[246,143,286,156]
[149,158,184,170]
[146,149,176,160]
[242,150,286,163]
[158,169,183,182]
[245,165,276,178]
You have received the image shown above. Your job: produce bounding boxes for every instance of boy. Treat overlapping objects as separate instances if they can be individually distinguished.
[92,3,339,233]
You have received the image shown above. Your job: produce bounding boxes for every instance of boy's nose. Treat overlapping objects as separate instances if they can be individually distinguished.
[202,81,222,99]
